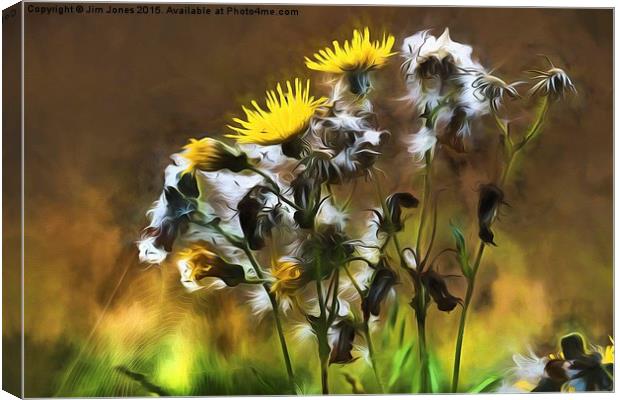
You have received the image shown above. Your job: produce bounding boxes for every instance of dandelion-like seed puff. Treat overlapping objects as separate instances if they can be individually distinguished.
[528,56,576,99]
[226,79,327,157]
[470,73,522,112]
[306,27,395,95]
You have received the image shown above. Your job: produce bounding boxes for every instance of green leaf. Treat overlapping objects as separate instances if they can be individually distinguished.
[388,342,414,388]
[468,376,504,393]
[451,224,472,278]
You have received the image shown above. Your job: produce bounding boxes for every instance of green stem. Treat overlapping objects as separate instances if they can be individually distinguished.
[328,270,340,325]
[371,173,390,218]
[392,234,408,270]
[451,241,484,393]
[416,310,431,393]
[500,151,516,187]
[519,96,550,149]
[452,98,551,392]
[413,150,433,393]
[415,150,432,262]
[320,352,330,395]
[363,324,385,393]
[314,257,330,395]
[372,169,431,392]
[242,244,296,393]
[343,264,384,392]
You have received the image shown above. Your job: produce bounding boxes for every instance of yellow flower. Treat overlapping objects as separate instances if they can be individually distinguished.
[226,79,327,148]
[181,137,248,174]
[513,380,535,392]
[270,259,308,299]
[305,27,395,73]
[597,337,614,364]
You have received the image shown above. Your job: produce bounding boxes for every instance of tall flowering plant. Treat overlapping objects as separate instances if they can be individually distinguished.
[137,27,612,394]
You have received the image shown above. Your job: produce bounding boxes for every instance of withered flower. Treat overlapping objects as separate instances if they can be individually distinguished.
[439,106,468,153]
[177,242,247,289]
[145,186,198,252]
[420,269,462,312]
[373,192,419,235]
[386,192,419,231]
[528,57,576,100]
[291,170,326,229]
[533,333,614,392]
[401,28,485,112]
[300,224,355,279]
[176,171,200,198]
[362,265,397,321]
[237,185,283,250]
[477,183,505,246]
[471,72,521,112]
[329,319,358,365]
[303,104,389,184]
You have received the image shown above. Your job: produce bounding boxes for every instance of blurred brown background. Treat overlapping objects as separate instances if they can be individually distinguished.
[10,4,612,396]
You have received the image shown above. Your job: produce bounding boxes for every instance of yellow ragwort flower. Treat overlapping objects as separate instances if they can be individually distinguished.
[270,259,308,300]
[226,79,327,146]
[181,137,249,174]
[305,27,395,73]
[597,337,614,364]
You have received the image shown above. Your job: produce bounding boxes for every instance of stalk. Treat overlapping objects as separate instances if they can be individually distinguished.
[450,97,550,392]
[344,264,384,392]
[415,305,431,393]
[242,243,296,393]
[363,324,385,393]
[415,150,433,261]
[411,150,433,393]
[372,166,432,393]
[315,275,330,395]
[208,221,296,393]
[450,241,484,393]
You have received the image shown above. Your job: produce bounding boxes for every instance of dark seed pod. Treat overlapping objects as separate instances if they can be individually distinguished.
[421,269,462,313]
[329,319,358,365]
[477,183,505,246]
[362,267,397,321]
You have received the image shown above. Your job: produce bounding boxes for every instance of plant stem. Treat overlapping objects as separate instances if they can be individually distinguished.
[500,151,515,187]
[416,309,431,393]
[450,241,484,393]
[204,222,296,392]
[343,264,384,392]
[363,324,385,393]
[371,173,390,217]
[328,270,340,325]
[451,97,550,392]
[392,234,406,269]
[316,276,329,394]
[415,150,433,262]
[314,256,330,395]
[320,352,330,395]
[412,150,433,393]
[371,168,432,392]
[242,244,296,393]
[519,96,550,149]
